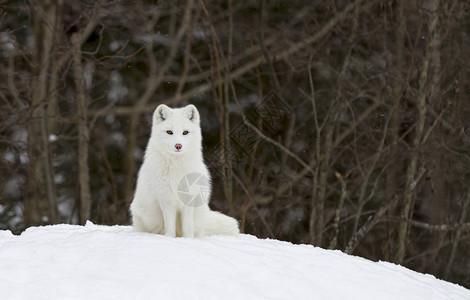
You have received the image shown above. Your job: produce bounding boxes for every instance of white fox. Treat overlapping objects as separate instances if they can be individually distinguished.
[130,104,239,237]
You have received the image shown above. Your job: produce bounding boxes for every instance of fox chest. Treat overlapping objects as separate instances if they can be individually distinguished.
[155,165,197,192]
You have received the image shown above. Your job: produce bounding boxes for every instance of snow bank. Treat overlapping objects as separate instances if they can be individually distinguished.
[0,222,468,299]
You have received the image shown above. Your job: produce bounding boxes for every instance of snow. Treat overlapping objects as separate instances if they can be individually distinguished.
[0,222,468,300]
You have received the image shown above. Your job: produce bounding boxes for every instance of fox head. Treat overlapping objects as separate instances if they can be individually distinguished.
[150,104,202,155]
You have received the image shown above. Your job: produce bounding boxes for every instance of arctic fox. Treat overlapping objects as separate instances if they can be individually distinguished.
[130,104,239,237]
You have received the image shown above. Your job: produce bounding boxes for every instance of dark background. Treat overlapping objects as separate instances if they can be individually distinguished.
[1,0,469,288]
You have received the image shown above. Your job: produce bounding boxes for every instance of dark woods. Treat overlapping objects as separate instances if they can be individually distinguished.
[0,0,469,288]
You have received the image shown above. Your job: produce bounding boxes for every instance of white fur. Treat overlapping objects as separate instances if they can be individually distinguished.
[130,104,239,237]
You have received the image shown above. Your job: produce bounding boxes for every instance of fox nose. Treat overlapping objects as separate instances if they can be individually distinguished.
[175,144,182,150]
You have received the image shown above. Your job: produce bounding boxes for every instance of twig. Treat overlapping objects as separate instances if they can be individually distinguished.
[345,196,397,254]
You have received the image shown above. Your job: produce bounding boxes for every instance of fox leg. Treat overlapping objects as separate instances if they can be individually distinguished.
[193,206,208,237]
[181,206,194,238]
[160,199,177,237]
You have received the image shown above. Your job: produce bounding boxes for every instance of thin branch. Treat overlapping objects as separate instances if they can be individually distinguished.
[328,172,347,249]
[91,0,371,117]
[233,173,275,238]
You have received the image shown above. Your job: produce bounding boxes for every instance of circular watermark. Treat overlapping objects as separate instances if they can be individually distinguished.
[177,173,210,207]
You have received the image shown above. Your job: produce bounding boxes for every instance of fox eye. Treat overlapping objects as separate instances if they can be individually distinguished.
[166,130,173,135]
[183,131,189,135]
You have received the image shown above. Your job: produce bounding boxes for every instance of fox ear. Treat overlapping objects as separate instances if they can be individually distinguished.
[154,104,171,124]
[184,104,200,124]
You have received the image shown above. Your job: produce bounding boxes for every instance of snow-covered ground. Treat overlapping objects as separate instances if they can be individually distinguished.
[0,222,468,300]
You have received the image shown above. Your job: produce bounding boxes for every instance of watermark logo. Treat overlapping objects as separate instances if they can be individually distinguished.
[207,91,293,176]
[177,173,210,207]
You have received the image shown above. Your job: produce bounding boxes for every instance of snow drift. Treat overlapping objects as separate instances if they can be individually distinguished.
[0,222,468,299]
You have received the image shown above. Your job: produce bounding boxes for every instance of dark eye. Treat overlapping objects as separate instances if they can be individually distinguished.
[183,131,189,135]
[166,130,173,135]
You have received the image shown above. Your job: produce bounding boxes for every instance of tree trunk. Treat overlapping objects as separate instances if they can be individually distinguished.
[385,0,405,261]
[422,0,445,274]
[25,0,59,226]
[395,0,440,264]
[72,33,91,225]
